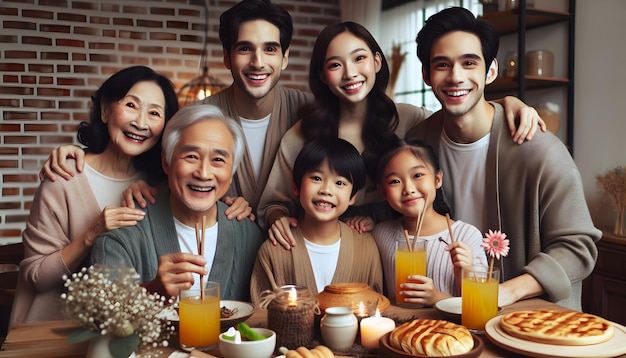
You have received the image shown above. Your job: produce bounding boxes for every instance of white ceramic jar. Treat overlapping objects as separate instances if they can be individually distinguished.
[320,306,358,350]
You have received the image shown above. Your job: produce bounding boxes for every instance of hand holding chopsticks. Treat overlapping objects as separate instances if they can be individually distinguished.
[195,215,206,299]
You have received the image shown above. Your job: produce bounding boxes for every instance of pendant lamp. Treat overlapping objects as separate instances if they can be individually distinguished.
[177,0,226,107]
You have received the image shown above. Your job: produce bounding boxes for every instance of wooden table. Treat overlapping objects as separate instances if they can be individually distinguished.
[0,298,614,357]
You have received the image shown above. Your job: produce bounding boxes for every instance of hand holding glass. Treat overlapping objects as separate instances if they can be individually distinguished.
[395,237,427,306]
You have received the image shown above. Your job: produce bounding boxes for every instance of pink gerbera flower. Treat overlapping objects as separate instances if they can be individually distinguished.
[481,229,510,259]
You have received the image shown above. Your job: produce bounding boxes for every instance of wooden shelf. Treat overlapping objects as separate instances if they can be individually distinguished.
[481,1,575,153]
[487,76,570,93]
[479,8,571,35]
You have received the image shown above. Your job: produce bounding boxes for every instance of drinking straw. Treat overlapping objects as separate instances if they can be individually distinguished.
[445,213,455,243]
[412,193,429,252]
[403,229,412,252]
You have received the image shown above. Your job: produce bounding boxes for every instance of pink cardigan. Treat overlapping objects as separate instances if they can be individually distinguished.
[11,168,100,326]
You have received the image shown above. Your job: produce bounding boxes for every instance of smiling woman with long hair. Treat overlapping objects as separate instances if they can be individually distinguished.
[11,66,179,326]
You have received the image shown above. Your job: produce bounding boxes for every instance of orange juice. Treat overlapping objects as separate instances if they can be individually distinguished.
[179,294,220,349]
[462,267,499,331]
[395,241,427,305]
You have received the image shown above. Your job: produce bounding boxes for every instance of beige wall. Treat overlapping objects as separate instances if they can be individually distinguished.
[574,0,626,232]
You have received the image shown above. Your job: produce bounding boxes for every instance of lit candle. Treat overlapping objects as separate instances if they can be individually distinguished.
[359,308,395,349]
[358,301,366,317]
[288,287,297,307]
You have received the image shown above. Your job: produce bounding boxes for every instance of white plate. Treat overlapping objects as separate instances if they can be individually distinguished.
[435,297,462,316]
[159,300,255,329]
[220,300,255,330]
[435,297,502,321]
[485,315,626,358]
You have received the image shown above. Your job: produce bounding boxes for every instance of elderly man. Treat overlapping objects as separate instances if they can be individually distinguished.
[91,105,264,301]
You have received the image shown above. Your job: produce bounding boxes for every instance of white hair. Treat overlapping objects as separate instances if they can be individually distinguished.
[161,104,245,175]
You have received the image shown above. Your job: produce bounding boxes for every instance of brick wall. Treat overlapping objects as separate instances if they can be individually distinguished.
[0,0,340,245]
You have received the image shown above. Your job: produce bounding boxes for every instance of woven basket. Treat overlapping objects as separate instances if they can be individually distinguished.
[316,283,390,315]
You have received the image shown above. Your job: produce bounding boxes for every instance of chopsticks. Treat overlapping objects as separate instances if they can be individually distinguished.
[412,193,429,252]
[445,213,455,244]
[404,193,429,252]
[195,215,206,299]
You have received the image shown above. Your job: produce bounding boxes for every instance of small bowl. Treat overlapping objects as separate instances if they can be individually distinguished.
[435,297,502,324]
[220,300,255,332]
[219,327,276,358]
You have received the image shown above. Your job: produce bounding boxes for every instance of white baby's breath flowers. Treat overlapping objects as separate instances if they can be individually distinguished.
[61,265,175,357]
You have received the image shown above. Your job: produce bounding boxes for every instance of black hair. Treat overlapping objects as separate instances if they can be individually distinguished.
[299,21,399,182]
[376,137,451,216]
[416,7,499,81]
[293,138,366,199]
[219,0,293,56]
[77,65,178,184]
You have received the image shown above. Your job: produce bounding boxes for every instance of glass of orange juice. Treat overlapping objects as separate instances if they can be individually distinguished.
[179,281,220,351]
[461,265,499,332]
[395,237,427,306]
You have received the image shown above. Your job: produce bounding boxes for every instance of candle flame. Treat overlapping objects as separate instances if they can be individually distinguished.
[374,308,381,318]
[358,301,365,316]
[288,287,297,306]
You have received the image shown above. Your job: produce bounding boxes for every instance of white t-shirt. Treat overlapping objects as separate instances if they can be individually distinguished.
[439,129,489,232]
[304,238,341,294]
[84,163,140,210]
[174,218,218,291]
[240,114,270,181]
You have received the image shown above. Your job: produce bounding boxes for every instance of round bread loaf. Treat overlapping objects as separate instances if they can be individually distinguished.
[389,319,474,356]
[499,309,614,346]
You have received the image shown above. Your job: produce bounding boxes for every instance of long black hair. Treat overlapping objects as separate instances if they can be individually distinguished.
[299,21,399,181]
[77,66,178,184]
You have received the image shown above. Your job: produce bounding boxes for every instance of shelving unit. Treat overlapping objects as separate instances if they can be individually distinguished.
[582,231,626,326]
[480,0,576,154]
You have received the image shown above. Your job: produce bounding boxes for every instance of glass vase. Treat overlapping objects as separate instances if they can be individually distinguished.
[87,334,136,358]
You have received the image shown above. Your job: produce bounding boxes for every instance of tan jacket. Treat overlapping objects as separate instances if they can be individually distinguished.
[250,222,383,306]
[200,85,312,211]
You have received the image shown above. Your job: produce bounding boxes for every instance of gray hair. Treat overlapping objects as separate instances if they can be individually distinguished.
[162,104,245,175]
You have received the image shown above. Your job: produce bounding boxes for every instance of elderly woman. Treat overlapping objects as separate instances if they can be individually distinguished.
[11,66,179,325]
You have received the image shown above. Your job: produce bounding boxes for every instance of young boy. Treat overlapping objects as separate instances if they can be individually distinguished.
[250,138,383,305]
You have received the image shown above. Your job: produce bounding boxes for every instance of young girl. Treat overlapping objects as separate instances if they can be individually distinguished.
[373,138,488,306]
[250,138,382,305]
[257,21,543,249]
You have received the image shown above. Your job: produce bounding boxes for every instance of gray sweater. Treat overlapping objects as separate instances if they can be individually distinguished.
[407,103,601,310]
[92,188,264,301]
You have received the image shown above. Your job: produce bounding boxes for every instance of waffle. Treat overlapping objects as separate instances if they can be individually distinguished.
[499,309,614,346]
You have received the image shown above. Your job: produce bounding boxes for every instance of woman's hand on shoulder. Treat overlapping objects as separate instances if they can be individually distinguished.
[343,216,375,234]
[501,96,547,144]
[39,145,85,182]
